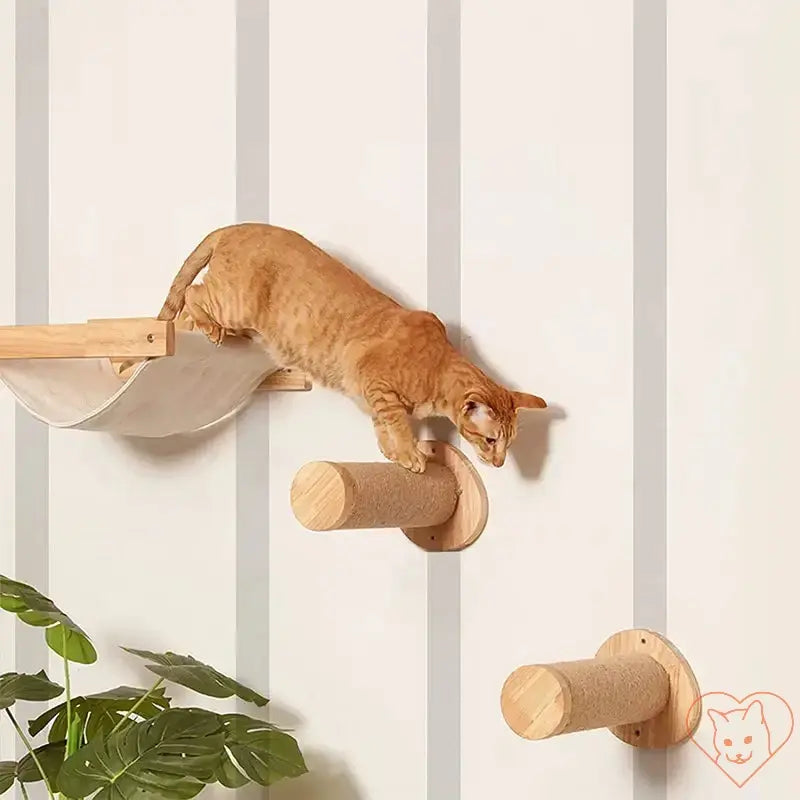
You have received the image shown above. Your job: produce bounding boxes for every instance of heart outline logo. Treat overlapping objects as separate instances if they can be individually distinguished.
[686,691,794,788]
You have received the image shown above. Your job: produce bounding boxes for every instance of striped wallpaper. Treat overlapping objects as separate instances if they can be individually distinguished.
[3,2,799,799]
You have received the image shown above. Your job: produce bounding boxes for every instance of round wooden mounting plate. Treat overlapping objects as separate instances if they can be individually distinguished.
[595,628,702,748]
[401,440,488,552]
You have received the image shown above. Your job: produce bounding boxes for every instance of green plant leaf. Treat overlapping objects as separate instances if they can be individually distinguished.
[0,762,16,796]
[17,741,65,788]
[0,597,25,613]
[0,672,64,708]
[57,708,225,800]
[28,685,171,742]
[45,624,96,664]
[213,755,250,789]
[0,576,97,664]
[17,611,52,627]
[122,649,268,706]
[217,714,307,786]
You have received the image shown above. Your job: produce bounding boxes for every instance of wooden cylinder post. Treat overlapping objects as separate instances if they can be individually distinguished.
[291,460,457,530]
[290,440,488,552]
[501,629,702,749]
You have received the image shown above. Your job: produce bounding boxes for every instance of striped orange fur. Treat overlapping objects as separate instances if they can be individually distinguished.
[157,223,546,471]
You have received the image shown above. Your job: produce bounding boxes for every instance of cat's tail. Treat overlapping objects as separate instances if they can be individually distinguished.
[156,229,223,321]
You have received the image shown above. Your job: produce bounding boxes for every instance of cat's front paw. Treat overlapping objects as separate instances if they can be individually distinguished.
[393,445,427,474]
[375,427,428,473]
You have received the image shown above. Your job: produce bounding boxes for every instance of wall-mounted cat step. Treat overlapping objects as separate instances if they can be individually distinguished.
[289,440,488,552]
[0,317,311,438]
[501,629,701,748]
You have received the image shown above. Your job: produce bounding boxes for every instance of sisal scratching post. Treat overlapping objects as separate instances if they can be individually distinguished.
[501,629,702,749]
[290,440,488,552]
[291,460,458,530]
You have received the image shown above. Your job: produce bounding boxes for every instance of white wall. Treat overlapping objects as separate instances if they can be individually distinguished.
[2,2,799,800]
[461,0,634,796]
[267,3,428,800]
[47,0,239,756]
[667,1,800,796]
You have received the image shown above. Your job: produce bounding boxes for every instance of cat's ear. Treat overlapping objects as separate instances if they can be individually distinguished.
[743,701,765,724]
[512,391,547,411]
[461,397,497,422]
[462,396,494,423]
[707,709,728,728]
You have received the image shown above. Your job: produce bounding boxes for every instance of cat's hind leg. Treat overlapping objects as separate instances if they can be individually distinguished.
[362,379,427,473]
[184,284,226,345]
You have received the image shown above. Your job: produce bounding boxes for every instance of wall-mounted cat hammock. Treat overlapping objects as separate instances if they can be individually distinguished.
[0,317,310,437]
[501,629,701,748]
[290,440,488,552]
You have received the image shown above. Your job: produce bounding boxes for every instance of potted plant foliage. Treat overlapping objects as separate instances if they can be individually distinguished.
[0,575,307,800]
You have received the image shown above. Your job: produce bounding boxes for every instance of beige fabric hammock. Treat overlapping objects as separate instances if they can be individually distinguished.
[0,330,278,437]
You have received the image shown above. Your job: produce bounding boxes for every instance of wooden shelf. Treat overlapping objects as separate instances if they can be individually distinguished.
[0,318,174,360]
[0,316,312,437]
[0,317,312,392]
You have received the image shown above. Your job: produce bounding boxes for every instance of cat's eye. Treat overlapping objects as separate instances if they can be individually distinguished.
[744,736,752,744]
[485,437,497,445]
[724,738,732,747]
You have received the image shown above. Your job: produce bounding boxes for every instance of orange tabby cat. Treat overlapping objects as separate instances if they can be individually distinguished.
[156,223,546,472]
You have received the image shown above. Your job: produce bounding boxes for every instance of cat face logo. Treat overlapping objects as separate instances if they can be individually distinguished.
[687,692,794,787]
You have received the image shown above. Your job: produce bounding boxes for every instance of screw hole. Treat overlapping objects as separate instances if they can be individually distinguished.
[146,333,155,343]
[634,729,641,737]
[430,536,435,541]
[640,638,646,644]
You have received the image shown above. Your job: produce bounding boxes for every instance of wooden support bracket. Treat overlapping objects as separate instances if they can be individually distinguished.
[0,318,174,360]
[254,367,312,392]
[289,440,489,552]
[500,629,702,748]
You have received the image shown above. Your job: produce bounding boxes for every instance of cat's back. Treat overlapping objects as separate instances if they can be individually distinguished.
[208,222,404,340]
[202,222,451,388]
[213,222,392,301]
[214,221,329,262]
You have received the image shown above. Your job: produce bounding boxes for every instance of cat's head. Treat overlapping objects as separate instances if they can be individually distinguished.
[708,701,771,765]
[456,388,546,467]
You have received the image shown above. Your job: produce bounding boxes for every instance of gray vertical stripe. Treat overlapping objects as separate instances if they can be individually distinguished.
[14,0,50,782]
[427,1,461,798]
[633,0,667,796]
[235,0,271,717]
[14,0,49,687]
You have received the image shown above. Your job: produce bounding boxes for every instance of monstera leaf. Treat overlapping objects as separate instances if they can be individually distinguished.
[28,685,171,742]
[122,649,268,706]
[57,708,225,800]
[0,762,16,796]
[215,714,307,787]
[0,576,96,664]
[17,742,65,788]
[0,672,63,708]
